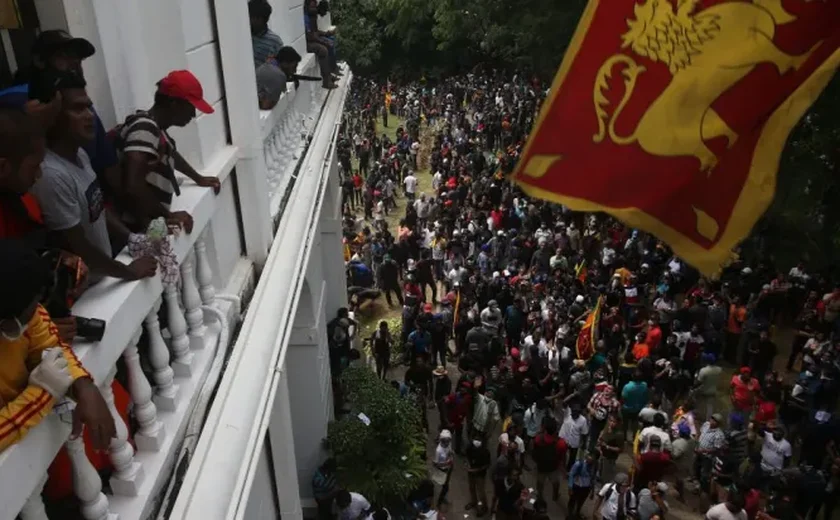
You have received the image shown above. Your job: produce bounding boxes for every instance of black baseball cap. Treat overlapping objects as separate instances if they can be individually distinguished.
[32,30,95,60]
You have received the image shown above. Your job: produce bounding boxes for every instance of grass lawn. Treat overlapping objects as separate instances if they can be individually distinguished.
[354,117,436,341]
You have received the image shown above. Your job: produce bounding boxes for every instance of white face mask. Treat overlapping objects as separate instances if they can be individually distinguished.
[1,317,28,341]
[472,440,482,448]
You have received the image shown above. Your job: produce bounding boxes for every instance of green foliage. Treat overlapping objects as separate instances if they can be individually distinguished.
[751,74,840,272]
[334,0,587,79]
[326,366,426,504]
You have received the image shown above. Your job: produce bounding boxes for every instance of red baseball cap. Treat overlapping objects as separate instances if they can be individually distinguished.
[423,303,433,312]
[157,70,214,114]
[739,366,751,375]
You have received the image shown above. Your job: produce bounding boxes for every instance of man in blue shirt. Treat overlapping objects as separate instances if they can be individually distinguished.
[621,371,649,441]
[408,323,432,358]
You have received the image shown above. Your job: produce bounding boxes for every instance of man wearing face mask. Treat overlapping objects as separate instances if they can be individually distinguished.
[0,239,115,453]
[465,432,491,515]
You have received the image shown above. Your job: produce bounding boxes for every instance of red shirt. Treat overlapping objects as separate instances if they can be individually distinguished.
[444,393,472,426]
[636,450,671,483]
[730,375,760,411]
[645,326,662,350]
[0,193,42,239]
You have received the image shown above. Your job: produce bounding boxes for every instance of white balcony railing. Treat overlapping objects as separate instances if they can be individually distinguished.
[0,55,340,520]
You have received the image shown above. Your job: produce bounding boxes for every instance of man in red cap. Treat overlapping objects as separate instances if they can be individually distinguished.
[730,366,760,413]
[113,70,220,234]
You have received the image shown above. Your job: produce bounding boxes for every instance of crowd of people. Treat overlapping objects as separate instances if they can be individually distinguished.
[326,71,840,520]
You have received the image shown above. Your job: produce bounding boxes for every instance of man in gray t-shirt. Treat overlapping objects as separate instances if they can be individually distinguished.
[32,149,112,258]
[28,79,157,282]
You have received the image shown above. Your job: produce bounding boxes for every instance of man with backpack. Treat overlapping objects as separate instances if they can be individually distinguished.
[592,473,637,520]
[111,70,220,233]
[531,416,567,502]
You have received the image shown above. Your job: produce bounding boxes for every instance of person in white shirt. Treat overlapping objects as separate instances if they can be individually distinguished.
[337,490,371,520]
[499,423,526,467]
[602,245,616,267]
[639,414,672,454]
[706,496,748,520]
[759,427,792,473]
[403,171,417,201]
[432,170,443,191]
[559,406,589,470]
[432,429,454,507]
[593,473,637,520]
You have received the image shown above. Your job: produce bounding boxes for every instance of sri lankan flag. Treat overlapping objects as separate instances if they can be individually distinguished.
[575,259,587,283]
[576,296,603,361]
[512,0,840,275]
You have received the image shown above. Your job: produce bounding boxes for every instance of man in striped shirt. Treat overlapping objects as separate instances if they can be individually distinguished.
[114,70,220,233]
[312,458,340,520]
[249,0,285,68]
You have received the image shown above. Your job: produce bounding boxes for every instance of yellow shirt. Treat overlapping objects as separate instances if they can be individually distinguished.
[0,305,89,452]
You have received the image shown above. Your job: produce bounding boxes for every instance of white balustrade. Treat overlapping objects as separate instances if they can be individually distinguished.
[145,300,179,411]
[103,369,145,496]
[181,254,207,350]
[165,283,194,376]
[67,434,117,520]
[124,328,166,452]
[19,475,48,520]
[194,237,217,307]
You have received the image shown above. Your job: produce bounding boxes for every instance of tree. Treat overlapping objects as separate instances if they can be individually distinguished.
[325,366,426,505]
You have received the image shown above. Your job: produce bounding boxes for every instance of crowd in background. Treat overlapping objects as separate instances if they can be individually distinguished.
[324,72,840,520]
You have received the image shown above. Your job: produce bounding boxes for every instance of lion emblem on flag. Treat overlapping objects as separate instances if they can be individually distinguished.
[593,0,820,172]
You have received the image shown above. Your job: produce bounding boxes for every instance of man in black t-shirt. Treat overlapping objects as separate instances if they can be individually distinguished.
[492,465,525,520]
[465,433,491,515]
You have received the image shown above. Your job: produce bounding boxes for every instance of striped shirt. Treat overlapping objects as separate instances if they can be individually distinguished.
[115,111,179,210]
[311,468,338,499]
[252,29,284,67]
[698,422,726,452]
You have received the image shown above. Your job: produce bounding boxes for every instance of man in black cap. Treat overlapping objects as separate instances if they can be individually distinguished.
[0,30,118,189]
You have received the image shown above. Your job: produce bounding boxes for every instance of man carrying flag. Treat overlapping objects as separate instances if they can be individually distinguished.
[576,296,603,361]
[511,0,840,275]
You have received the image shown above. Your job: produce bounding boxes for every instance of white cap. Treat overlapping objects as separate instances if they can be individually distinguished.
[439,429,452,440]
[742,267,753,275]
[575,295,585,303]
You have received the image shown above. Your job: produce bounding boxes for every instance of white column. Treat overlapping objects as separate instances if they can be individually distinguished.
[165,284,194,376]
[181,253,207,350]
[320,160,348,320]
[19,475,48,520]
[214,0,272,265]
[268,370,303,519]
[145,299,179,411]
[67,435,117,520]
[102,369,145,496]
[124,328,166,452]
[195,236,217,307]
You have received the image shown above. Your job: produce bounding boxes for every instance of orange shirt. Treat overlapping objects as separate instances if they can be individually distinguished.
[645,326,662,350]
[728,304,746,333]
[632,342,650,361]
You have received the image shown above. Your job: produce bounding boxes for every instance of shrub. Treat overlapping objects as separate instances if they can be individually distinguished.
[325,365,426,505]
